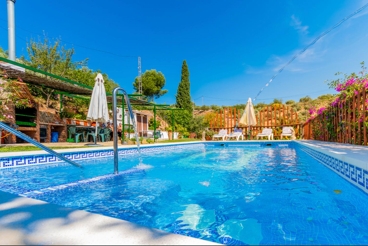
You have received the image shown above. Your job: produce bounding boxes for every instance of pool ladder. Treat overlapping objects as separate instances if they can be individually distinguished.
[112,87,139,174]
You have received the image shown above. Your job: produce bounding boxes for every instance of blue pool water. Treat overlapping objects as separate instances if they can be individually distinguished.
[1,143,368,245]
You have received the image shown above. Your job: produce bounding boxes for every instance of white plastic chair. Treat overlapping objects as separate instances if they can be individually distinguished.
[212,129,228,140]
[256,128,274,140]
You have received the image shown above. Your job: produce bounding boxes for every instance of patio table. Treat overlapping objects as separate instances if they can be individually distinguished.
[67,125,97,142]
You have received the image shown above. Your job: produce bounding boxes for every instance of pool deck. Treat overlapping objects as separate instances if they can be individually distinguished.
[297,140,368,170]
[0,190,218,245]
[1,140,368,245]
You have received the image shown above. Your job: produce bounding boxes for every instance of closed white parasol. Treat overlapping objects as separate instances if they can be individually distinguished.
[86,73,109,145]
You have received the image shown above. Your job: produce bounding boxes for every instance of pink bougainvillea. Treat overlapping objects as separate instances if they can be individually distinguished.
[317,107,326,115]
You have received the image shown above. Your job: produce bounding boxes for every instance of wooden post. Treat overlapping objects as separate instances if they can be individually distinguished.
[357,92,361,145]
[226,108,228,131]
[260,110,263,127]
[363,89,367,145]
[353,95,356,144]
[232,108,234,129]
[348,100,351,144]
[268,106,271,127]
[334,105,337,142]
[338,103,340,142]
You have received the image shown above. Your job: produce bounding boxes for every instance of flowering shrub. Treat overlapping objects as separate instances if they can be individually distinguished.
[0,103,13,122]
[306,63,368,144]
[317,107,326,115]
[0,80,11,122]
[334,77,368,99]
[0,79,34,122]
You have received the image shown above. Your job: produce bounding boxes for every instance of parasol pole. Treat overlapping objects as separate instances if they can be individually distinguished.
[94,92,99,144]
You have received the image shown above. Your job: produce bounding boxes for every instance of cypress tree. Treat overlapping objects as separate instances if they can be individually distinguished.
[176,60,192,114]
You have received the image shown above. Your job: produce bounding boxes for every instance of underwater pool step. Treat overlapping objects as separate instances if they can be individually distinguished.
[21,167,146,198]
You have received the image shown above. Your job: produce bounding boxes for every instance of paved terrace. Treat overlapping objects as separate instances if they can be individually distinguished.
[297,140,368,171]
[1,140,368,244]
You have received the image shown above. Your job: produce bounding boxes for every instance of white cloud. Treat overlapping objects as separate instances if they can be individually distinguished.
[290,15,309,35]
[265,45,327,74]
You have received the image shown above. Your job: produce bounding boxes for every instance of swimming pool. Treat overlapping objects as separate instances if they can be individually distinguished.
[1,142,368,245]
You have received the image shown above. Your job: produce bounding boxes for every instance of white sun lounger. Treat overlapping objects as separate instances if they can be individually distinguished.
[228,129,243,141]
[280,127,294,139]
[256,128,274,140]
[212,129,228,140]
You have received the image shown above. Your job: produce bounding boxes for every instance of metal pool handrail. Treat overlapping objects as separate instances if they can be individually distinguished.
[0,122,82,168]
[112,87,141,174]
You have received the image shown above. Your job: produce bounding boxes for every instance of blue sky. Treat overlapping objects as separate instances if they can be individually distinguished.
[1,0,368,106]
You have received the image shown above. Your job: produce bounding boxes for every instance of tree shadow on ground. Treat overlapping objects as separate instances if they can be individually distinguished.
[0,191,210,245]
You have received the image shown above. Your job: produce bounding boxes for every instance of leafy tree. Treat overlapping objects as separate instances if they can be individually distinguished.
[272,98,283,104]
[299,96,312,103]
[254,102,267,113]
[232,104,246,110]
[200,105,210,110]
[203,111,216,126]
[22,37,87,107]
[187,115,208,137]
[317,94,334,101]
[174,60,193,127]
[19,37,118,118]
[0,47,6,58]
[285,100,296,105]
[148,117,160,129]
[210,105,221,111]
[26,37,87,76]
[133,69,167,101]
[176,60,192,113]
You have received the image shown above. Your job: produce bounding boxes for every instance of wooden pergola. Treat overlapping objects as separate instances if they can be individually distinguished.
[0,57,183,143]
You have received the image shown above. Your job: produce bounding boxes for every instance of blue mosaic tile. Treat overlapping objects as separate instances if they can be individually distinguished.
[357,167,365,187]
[22,167,145,198]
[0,143,206,169]
[296,142,368,193]
[365,170,368,190]
[344,162,349,178]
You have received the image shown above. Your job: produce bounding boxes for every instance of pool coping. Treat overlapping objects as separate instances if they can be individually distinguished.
[0,190,219,245]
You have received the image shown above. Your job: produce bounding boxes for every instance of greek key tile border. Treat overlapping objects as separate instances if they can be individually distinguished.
[0,143,206,169]
[296,143,368,193]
